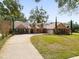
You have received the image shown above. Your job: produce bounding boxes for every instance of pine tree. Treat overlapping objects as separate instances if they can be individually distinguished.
[70,20,73,34]
[55,17,57,34]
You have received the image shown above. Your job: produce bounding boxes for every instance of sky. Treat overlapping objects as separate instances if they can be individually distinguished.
[15,0,79,23]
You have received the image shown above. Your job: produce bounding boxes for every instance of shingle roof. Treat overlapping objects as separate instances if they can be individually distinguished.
[43,22,67,29]
[14,21,31,29]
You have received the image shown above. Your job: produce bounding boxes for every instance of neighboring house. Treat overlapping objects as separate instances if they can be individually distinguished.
[43,22,71,34]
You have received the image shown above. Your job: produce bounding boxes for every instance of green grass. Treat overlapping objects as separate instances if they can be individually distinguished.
[0,35,12,49]
[31,33,79,59]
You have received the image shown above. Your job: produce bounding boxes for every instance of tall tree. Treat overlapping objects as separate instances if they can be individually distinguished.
[72,22,79,32]
[55,17,58,34]
[29,7,48,33]
[70,20,73,34]
[29,7,48,24]
[0,0,25,36]
[67,20,79,33]
[3,0,23,32]
[55,17,57,29]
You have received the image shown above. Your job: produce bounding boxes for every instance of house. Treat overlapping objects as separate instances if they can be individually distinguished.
[14,21,31,34]
[43,22,71,34]
[14,21,43,34]
[14,21,71,34]
[31,23,43,33]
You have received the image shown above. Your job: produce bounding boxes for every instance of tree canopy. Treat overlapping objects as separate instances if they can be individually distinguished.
[0,0,26,36]
[55,0,79,12]
[68,20,79,32]
[29,7,48,24]
[34,0,79,12]
[0,0,26,21]
[34,0,40,2]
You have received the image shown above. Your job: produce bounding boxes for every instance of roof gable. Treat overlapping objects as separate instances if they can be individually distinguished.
[14,21,31,29]
[44,22,68,29]
[57,23,67,29]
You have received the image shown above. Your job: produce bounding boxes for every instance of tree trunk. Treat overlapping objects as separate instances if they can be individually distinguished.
[12,18,14,34]
[40,24,43,33]
[70,20,73,34]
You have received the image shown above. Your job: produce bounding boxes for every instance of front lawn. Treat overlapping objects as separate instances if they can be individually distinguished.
[31,33,79,59]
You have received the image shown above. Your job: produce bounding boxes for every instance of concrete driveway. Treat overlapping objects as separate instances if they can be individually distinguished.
[0,34,2,37]
[0,34,44,59]
[69,56,79,59]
